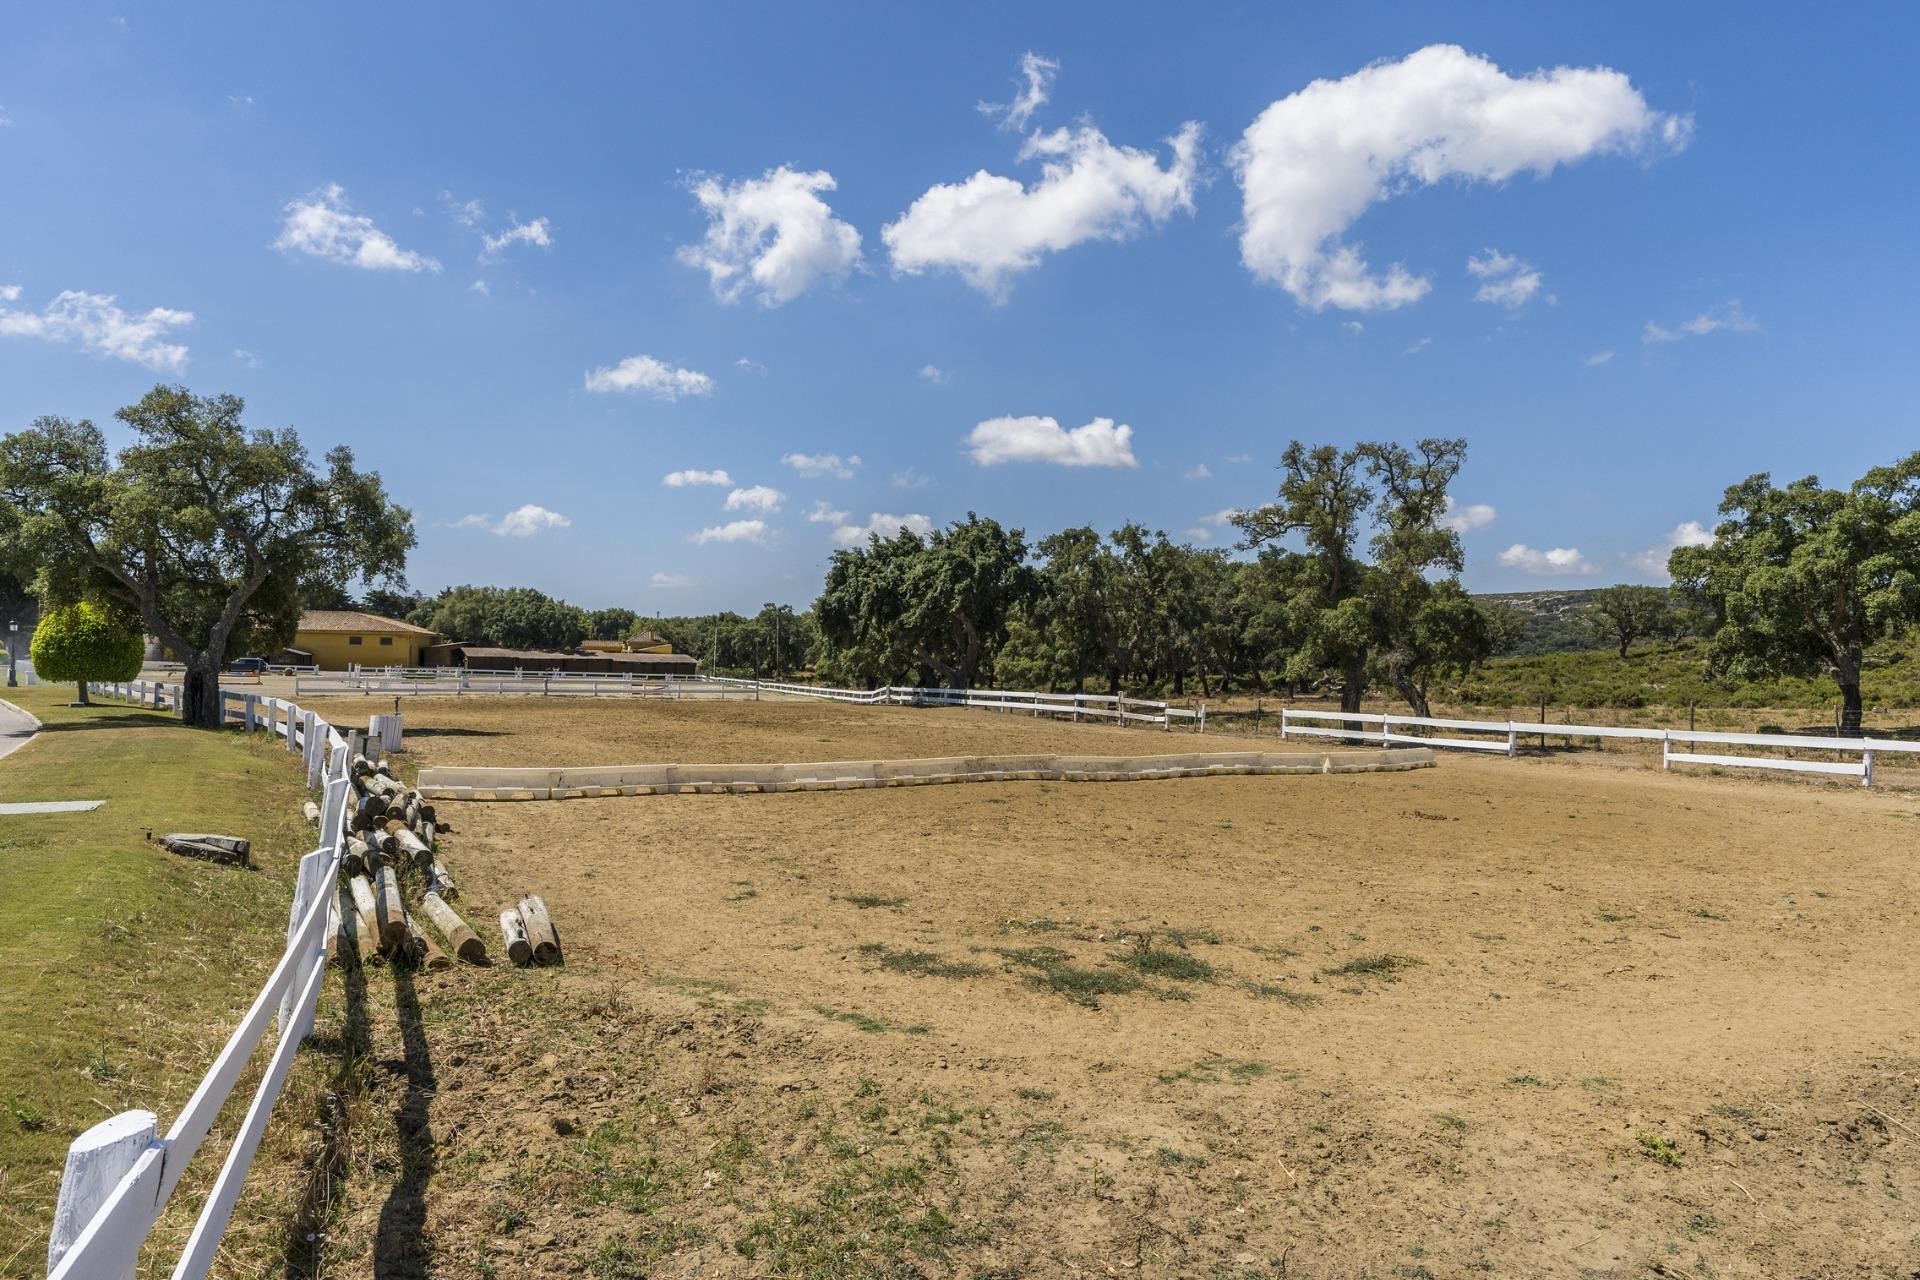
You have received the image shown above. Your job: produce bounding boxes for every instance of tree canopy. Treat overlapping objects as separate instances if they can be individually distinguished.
[29,600,144,705]
[1582,585,1677,658]
[1669,452,1920,733]
[0,385,415,727]
[408,585,589,650]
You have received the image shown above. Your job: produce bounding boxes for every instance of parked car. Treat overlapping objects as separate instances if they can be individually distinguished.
[229,656,268,674]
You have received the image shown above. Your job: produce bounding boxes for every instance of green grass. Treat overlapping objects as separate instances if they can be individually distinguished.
[1116,938,1217,983]
[992,945,1142,1008]
[837,894,906,910]
[1444,634,1920,719]
[0,684,318,1271]
[1637,1132,1685,1167]
[856,943,990,980]
[1322,954,1422,981]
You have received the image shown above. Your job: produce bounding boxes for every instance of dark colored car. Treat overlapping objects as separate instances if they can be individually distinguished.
[229,656,268,674]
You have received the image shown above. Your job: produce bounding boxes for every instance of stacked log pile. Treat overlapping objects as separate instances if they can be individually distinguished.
[312,731,562,972]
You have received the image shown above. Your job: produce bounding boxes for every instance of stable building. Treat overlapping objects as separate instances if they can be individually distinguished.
[291,610,440,670]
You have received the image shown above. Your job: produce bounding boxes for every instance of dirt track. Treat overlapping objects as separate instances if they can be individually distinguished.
[307,697,1920,1277]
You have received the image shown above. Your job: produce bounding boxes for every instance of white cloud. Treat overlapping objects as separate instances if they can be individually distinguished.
[0,285,19,302]
[481,216,552,258]
[650,571,693,589]
[1183,527,1213,542]
[1442,497,1497,533]
[807,499,850,524]
[1202,508,1243,525]
[0,289,193,370]
[232,348,260,367]
[227,93,254,112]
[724,484,786,513]
[1184,462,1211,480]
[662,468,732,488]
[275,184,441,272]
[883,120,1202,299]
[1404,337,1432,355]
[584,354,714,400]
[1643,300,1758,343]
[1341,320,1364,334]
[692,519,768,545]
[966,415,1138,469]
[1584,349,1615,366]
[1630,519,1714,576]
[891,467,933,489]
[1467,248,1543,307]
[918,363,951,384]
[677,166,862,307]
[1233,44,1688,311]
[469,279,490,296]
[1499,543,1596,576]
[782,451,860,479]
[455,504,572,537]
[734,356,768,375]
[831,512,935,547]
[978,52,1060,132]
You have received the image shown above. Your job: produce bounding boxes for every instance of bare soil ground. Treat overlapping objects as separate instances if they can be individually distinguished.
[294,698,1920,1279]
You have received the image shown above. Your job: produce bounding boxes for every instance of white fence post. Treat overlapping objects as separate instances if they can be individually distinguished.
[242,695,257,733]
[1863,748,1874,789]
[1661,731,1672,771]
[283,703,298,752]
[46,1109,159,1278]
[1506,723,1517,757]
[277,847,332,1037]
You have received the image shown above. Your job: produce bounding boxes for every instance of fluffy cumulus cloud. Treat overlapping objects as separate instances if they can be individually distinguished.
[782,451,860,479]
[1233,44,1688,311]
[1643,300,1758,343]
[662,468,731,487]
[275,184,441,272]
[1442,497,1498,532]
[883,120,1202,299]
[454,504,571,537]
[0,289,193,370]
[584,355,714,400]
[830,512,935,547]
[1499,543,1596,576]
[650,571,693,589]
[807,500,850,524]
[677,167,862,307]
[966,415,1138,468]
[724,484,786,513]
[1466,248,1543,307]
[977,51,1060,132]
[692,519,768,545]
[481,216,552,258]
[1630,519,1714,576]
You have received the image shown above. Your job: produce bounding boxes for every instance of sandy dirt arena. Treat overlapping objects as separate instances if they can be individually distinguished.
[302,696,1920,1278]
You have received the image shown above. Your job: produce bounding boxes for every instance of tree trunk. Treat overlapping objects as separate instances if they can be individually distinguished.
[1340,663,1366,714]
[1617,637,1630,660]
[74,680,89,705]
[182,657,224,729]
[1836,646,1865,736]
[1173,670,1185,697]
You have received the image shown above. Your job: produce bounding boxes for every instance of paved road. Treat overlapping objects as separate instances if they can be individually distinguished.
[0,698,41,763]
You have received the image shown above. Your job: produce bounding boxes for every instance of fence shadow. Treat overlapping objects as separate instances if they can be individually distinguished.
[283,958,373,1279]
[374,964,436,1280]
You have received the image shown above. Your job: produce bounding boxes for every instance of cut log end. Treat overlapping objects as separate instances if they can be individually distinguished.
[500,909,532,966]
[518,894,563,965]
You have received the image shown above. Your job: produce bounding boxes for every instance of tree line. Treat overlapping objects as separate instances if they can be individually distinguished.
[1,383,1914,732]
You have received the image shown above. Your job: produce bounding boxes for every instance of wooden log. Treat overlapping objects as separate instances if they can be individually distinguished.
[518,894,562,965]
[393,826,432,869]
[373,867,407,953]
[341,883,378,967]
[406,914,452,971]
[353,793,386,832]
[428,856,457,900]
[421,891,486,963]
[421,818,436,848]
[370,824,399,859]
[302,799,321,825]
[499,909,532,966]
[403,793,422,829]
[350,752,374,778]
[376,758,394,778]
[342,836,370,877]
[326,898,342,964]
[153,833,249,867]
[418,801,436,824]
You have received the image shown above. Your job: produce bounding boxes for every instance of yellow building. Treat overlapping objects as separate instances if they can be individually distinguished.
[291,610,439,670]
[580,629,676,655]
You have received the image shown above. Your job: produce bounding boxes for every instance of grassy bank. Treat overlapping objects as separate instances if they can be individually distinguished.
[0,684,317,1277]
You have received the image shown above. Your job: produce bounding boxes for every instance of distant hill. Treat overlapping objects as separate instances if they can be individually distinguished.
[1473,588,1617,657]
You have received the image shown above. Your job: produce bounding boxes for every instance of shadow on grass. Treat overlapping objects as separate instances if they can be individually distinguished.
[284,960,373,1279]
[400,726,508,739]
[374,964,435,1280]
[36,712,184,732]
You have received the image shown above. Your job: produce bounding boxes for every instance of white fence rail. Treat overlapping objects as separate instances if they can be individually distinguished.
[50,680,358,1280]
[1280,708,1920,787]
[702,677,1206,729]
[294,669,725,698]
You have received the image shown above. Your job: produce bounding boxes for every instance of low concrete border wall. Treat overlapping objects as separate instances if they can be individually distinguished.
[416,748,1434,801]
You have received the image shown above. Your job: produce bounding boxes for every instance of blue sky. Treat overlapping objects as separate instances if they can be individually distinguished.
[2,3,1916,613]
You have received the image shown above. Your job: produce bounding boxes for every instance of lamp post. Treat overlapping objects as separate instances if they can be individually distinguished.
[6,620,17,688]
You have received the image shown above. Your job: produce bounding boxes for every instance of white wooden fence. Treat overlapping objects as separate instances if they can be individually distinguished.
[702,677,1205,729]
[1279,708,1920,787]
[48,680,357,1279]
